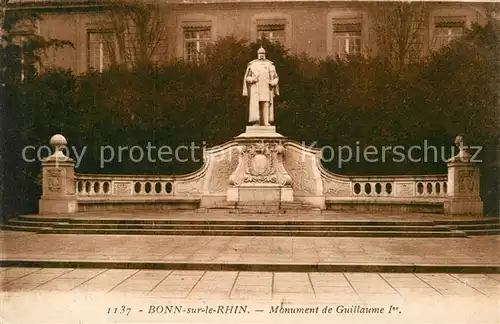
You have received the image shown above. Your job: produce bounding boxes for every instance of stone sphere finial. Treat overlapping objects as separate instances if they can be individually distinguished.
[48,134,69,161]
[50,134,67,152]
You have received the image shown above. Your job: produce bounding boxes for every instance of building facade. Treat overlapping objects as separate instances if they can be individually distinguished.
[6,0,490,74]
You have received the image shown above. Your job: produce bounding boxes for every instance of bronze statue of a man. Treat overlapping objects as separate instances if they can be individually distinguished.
[242,47,279,126]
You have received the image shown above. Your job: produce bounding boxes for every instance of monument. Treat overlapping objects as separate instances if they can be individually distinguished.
[239,47,283,138]
[242,46,279,127]
[37,48,484,215]
[227,47,294,203]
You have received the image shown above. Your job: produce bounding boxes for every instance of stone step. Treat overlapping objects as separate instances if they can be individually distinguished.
[226,209,321,214]
[434,218,500,225]
[445,224,500,230]
[209,202,238,209]
[6,215,498,236]
[0,225,467,237]
[10,216,431,226]
[6,220,456,232]
[204,204,319,214]
[462,229,500,235]
[1,259,497,273]
[237,201,281,206]
[14,215,500,227]
[209,201,314,210]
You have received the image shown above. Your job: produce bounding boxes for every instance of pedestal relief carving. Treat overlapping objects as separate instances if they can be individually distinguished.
[458,170,475,193]
[227,140,293,203]
[208,148,239,194]
[245,143,276,183]
[176,178,204,195]
[229,142,291,186]
[284,151,316,195]
[229,146,247,185]
[47,168,63,193]
[323,179,351,196]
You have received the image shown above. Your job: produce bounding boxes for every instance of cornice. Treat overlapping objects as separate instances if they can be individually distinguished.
[6,0,489,12]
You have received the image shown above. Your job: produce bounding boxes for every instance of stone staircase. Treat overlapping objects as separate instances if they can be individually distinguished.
[2,215,498,237]
[198,201,321,214]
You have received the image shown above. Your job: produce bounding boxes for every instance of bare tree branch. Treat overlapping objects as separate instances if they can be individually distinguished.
[96,0,168,68]
[370,2,427,71]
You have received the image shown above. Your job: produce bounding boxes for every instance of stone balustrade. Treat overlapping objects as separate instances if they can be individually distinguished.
[38,133,483,215]
[73,173,203,211]
[348,176,448,198]
[321,174,449,213]
[75,175,177,198]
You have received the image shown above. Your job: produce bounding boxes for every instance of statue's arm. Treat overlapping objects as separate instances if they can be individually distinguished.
[243,66,254,96]
[269,65,279,86]
[245,67,257,83]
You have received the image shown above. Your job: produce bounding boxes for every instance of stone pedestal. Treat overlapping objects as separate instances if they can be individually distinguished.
[228,185,293,202]
[228,127,293,203]
[444,158,483,215]
[235,126,285,139]
[39,135,78,214]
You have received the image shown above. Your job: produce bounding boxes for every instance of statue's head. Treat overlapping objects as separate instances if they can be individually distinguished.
[257,47,266,60]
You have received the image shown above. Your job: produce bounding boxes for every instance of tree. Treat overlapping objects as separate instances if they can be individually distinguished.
[1,0,72,221]
[96,0,169,68]
[370,2,427,71]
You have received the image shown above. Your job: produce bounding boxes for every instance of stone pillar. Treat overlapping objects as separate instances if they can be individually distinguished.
[38,134,78,214]
[444,135,483,215]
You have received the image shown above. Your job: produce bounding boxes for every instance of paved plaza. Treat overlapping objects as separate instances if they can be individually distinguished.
[1,267,499,323]
[1,230,498,266]
[1,211,499,323]
[1,267,499,299]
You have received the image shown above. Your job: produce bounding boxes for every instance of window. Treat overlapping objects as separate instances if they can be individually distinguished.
[10,31,30,83]
[178,14,216,61]
[87,30,115,72]
[10,21,39,83]
[257,24,286,45]
[434,16,466,48]
[251,14,291,48]
[332,19,362,58]
[183,27,211,63]
[11,31,31,44]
